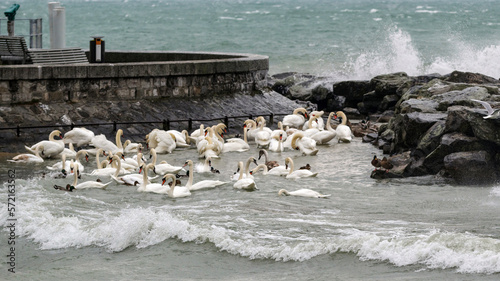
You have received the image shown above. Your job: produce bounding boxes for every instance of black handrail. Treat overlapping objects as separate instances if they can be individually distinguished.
[1,113,294,137]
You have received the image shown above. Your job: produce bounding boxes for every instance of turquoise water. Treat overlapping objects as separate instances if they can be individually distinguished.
[2,1,500,280]
[4,0,500,79]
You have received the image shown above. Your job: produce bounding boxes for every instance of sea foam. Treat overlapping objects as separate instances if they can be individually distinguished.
[331,25,500,81]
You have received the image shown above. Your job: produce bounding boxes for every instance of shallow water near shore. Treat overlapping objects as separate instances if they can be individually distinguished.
[1,138,499,280]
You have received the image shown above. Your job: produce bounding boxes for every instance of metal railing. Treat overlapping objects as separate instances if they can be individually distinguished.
[0,113,291,137]
[0,18,43,48]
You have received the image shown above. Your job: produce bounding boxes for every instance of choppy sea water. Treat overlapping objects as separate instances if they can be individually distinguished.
[4,0,500,79]
[1,135,500,280]
[1,0,500,279]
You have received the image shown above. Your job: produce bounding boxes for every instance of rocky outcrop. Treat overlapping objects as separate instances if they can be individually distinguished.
[267,70,500,185]
[366,71,500,185]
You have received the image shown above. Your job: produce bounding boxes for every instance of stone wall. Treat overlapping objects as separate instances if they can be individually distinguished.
[0,51,269,105]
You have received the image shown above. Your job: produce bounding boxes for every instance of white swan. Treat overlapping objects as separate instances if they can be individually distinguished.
[278,188,331,198]
[63,127,95,147]
[183,160,226,191]
[167,129,191,148]
[138,163,167,193]
[266,164,290,176]
[222,125,250,153]
[230,156,257,181]
[71,166,111,190]
[271,121,288,142]
[197,136,220,159]
[268,133,284,153]
[205,127,224,154]
[243,119,258,141]
[335,111,353,143]
[89,153,128,177]
[250,163,268,176]
[149,148,183,174]
[47,150,87,173]
[154,130,177,154]
[8,145,44,163]
[25,130,64,158]
[254,117,272,148]
[285,157,318,179]
[56,143,77,159]
[302,110,325,131]
[90,129,123,154]
[122,140,143,154]
[233,161,257,191]
[290,132,319,156]
[111,152,138,172]
[112,152,157,186]
[310,112,337,144]
[282,107,308,129]
[164,173,192,198]
[195,157,212,173]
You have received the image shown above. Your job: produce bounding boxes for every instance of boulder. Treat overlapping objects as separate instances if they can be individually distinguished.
[423,132,490,174]
[398,112,447,149]
[443,71,499,84]
[431,86,490,111]
[370,72,413,97]
[332,80,373,108]
[399,99,439,113]
[443,151,497,185]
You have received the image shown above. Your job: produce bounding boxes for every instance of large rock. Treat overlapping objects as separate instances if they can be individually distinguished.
[397,112,447,150]
[370,72,413,97]
[423,132,489,174]
[443,71,499,84]
[332,80,372,108]
[431,86,490,111]
[443,151,497,185]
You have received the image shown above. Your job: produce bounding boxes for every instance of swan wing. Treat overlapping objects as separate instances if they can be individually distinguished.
[233,178,257,191]
[189,180,226,191]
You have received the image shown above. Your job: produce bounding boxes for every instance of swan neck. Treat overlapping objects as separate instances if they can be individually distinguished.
[238,162,244,180]
[73,168,78,186]
[96,151,102,169]
[116,130,123,149]
[287,159,294,174]
[141,165,149,191]
[151,149,157,165]
[337,112,347,125]
[113,156,121,177]
[49,130,57,141]
[326,113,334,131]
[187,161,194,187]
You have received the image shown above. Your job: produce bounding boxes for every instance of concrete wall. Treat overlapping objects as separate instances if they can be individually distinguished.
[0,51,269,105]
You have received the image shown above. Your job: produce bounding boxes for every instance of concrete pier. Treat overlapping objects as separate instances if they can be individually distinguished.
[0,51,269,105]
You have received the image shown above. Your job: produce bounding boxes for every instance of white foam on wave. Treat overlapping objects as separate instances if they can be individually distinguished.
[331,25,500,81]
[3,180,500,274]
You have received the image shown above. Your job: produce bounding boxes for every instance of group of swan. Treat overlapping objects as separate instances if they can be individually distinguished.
[8,107,357,199]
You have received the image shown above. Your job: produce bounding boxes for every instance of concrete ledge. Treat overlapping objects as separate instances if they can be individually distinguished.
[0,51,269,105]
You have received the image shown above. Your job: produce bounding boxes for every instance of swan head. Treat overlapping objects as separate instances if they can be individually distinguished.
[183,160,193,168]
[161,174,176,186]
[278,189,289,196]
